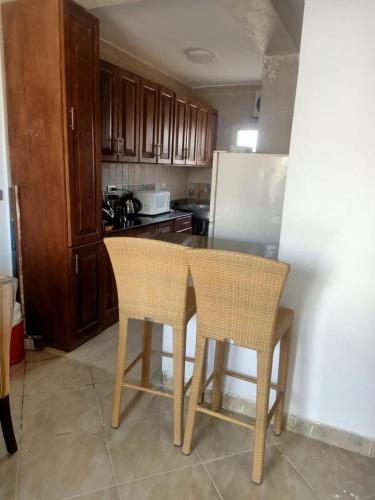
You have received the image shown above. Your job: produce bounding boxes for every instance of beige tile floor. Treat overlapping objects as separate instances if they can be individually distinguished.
[1,322,375,500]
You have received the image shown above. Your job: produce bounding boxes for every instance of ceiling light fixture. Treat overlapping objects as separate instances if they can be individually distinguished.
[184,48,217,64]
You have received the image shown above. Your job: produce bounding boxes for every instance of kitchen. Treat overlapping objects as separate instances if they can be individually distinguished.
[1,1,375,499]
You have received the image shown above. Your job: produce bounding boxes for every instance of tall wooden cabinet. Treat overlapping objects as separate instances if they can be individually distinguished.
[3,0,102,351]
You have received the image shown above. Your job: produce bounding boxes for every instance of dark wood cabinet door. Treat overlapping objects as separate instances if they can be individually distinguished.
[139,79,158,164]
[71,242,102,343]
[157,87,174,164]
[118,68,139,163]
[196,106,209,166]
[173,95,188,164]
[157,220,174,234]
[129,224,158,238]
[100,60,118,162]
[65,2,102,246]
[102,244,119,328]
[206,110,218,166]
[174,216,193,234]
[186,99,199,165]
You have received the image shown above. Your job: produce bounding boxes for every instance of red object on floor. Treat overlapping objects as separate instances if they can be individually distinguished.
[10,304,25,365]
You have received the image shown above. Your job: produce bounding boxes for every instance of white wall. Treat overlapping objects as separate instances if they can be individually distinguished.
[257,54,299,154]
[193,85,261,151]
[0,10,12,276]
[279,0,375,439]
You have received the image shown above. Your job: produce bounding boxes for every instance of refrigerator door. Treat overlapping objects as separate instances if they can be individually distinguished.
[211,153,288,246]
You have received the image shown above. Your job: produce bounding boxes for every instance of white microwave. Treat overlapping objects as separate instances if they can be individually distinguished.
[135,191,170,215]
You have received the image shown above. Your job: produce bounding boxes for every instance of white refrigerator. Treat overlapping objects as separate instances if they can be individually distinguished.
[209,152,288,254]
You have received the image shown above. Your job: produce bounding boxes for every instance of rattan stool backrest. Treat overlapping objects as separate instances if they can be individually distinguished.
[187,249,290,351]
[105,238,190,326]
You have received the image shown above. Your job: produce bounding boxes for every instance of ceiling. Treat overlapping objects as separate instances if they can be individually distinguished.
[90,0,265,87]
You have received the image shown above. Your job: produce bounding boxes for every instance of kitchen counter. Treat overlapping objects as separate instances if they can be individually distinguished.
[152,232,279,259]
[103,210,192,236]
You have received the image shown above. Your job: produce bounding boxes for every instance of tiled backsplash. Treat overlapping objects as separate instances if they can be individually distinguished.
[102,163,189,199]
[102,163,212,201]
[187,183,211,200]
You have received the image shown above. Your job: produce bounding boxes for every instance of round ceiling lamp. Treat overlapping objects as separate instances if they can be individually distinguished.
[184,48,217,64]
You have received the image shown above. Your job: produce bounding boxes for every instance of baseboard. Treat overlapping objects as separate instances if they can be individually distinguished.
[162,374,375,458]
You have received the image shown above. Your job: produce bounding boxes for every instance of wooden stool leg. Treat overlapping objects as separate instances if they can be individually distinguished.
[274,328,292,436]
[211,340,225,411]
[182,336,207,455]
[0,395,18,454]
[141,320,152,388]
[112,318,129,428]
[252,350,273,485]
[173,323,187,446]
[198,342,208,404]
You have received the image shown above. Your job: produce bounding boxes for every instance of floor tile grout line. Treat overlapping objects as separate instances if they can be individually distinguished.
[280,451,323,500]
[195,447,224,500]
[197,438,277,466]
[23,381,95,397]
[58,482,119,500]
[91,372,123,500]
[114,460,205,489]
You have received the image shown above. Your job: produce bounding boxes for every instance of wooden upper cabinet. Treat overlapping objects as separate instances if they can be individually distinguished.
[206,109,218,166]
[100,60,118,161]
[158,87,174,164]
[118,69,139,162]
[196,106,209,166]
[99,60,216,166]
[185,99,199,165]
[140,79,158,163]
[173,95,188,164]
[65,2,101,246]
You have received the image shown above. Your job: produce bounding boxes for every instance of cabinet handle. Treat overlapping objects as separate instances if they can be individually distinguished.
[74,254,79,275]
[69,107,75,131]
[159,144,163,157]
[111,138,118,154]
[119,138,125,156]
[152,144,157,157]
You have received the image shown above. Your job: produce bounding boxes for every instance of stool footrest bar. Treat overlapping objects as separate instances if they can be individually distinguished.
[196,406,255,431]
[151,350,195,364]
[123,353,143,377]
[267,393,283,424]
[222,368,280,391]
[123,382,174,399]
[200,372,215,393]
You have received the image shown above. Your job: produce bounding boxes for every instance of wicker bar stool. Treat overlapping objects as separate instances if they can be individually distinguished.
[0,275,18,455]
[182,249,293,484]
[104,237,196,446]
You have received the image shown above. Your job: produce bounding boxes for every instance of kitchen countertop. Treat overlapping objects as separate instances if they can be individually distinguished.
[103,210,193,236]
[151,232,279,259]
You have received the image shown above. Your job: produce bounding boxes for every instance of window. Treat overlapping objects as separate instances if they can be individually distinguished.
[236,129,258,152]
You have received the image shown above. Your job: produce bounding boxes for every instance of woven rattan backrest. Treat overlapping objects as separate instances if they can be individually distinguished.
[0,275,17,398]
[187,249,290,351]
[105,238,190,327]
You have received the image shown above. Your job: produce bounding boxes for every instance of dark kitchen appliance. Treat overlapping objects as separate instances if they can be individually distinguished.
[171,199,210,236]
